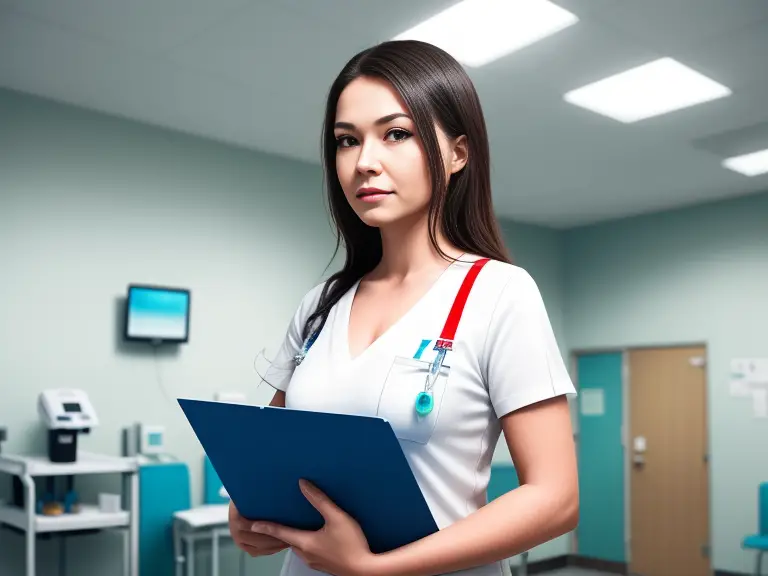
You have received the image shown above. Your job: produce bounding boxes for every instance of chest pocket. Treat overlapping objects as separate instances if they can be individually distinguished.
[376,356,450,445]
[375,257,490,445]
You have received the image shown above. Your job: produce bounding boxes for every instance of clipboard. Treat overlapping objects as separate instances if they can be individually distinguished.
[177,398,439,554]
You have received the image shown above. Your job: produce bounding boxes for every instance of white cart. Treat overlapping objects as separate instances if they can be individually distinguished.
[0,451,139,576]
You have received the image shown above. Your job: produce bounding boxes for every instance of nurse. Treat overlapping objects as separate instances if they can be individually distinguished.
[230,39,579,576]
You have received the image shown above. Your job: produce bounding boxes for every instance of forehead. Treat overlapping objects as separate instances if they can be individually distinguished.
[335,76,409,123]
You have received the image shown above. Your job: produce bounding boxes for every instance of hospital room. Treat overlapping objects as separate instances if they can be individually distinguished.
[1,1,767,575]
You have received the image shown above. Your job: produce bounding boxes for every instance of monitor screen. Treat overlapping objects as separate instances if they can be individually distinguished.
[125,285,190,343]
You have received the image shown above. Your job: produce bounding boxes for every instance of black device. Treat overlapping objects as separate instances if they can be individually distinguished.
[48,428,82,463]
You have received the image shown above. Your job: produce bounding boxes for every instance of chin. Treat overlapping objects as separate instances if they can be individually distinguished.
[354,207,401,228]
[355,206,390,228]
[353,202,428,229]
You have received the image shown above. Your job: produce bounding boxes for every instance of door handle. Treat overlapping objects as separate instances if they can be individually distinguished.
[632,436,647,467]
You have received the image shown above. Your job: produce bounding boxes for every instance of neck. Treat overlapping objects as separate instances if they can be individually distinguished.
[375,214,463,280]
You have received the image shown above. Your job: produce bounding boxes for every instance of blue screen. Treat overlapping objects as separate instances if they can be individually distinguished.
[126,287,189,341]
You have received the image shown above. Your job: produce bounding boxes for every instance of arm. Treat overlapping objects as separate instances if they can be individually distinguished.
[369,395,578,576]
[270,390,286,407]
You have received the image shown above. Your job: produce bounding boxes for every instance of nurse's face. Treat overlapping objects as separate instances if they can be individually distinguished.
[333,76,466,229]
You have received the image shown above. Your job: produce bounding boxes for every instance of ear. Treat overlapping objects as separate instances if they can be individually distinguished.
[449,135,469,174]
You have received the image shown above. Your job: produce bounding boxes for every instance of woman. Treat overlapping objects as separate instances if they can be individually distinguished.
[229,39,579,576]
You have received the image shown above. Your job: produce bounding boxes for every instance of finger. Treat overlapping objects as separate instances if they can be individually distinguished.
[235,513,260,531]
[242,545,287,557]
[251,521,311,549]
[240,541,289,556]
[237,532,287,548]
[299,479,341,520]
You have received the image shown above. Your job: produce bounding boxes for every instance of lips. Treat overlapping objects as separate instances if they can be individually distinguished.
[356,187,393,198]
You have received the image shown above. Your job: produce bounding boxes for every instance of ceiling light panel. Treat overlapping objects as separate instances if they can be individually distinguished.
[393,0,579,67]
[563,57,732,123]
[722,148,768,177]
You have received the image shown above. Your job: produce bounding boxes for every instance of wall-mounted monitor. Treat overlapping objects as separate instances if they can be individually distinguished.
[124,284,190,344]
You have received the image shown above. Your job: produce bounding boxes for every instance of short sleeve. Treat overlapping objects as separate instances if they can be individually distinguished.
[482,269,575,418]
[262,283,324,392]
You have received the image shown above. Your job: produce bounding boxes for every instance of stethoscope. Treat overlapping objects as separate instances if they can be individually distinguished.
[294,258,490,417]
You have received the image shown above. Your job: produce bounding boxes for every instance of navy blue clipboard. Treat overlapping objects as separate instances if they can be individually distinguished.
[177,398,439,554]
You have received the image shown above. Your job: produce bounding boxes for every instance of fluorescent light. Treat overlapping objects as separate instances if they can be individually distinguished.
[722,148,768,177]
[393,0,579,68]
[563,57,732,123]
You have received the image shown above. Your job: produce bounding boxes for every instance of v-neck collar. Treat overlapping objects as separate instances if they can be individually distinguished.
[338,256,473,364]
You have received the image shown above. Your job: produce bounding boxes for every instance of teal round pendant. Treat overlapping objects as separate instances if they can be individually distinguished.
[415,391,434,416]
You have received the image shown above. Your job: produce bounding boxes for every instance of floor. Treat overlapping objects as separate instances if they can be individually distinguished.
[538,568,616,576]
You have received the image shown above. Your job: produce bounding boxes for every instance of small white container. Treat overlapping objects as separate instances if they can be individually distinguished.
[98,493,122,514]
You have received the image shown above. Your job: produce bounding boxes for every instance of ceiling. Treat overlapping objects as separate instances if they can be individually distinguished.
[1,0,768,228]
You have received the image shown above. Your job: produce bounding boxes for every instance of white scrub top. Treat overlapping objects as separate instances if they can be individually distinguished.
[263,257,576,576]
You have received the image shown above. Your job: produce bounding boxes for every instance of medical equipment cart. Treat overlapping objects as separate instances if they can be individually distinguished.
[0,451,139,576]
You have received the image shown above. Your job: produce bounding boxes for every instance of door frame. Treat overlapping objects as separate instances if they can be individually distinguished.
[569,341,711,569]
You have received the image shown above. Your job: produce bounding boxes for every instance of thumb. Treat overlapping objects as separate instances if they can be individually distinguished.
[300,479,340,520]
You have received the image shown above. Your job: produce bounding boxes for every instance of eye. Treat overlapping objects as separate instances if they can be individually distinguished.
[385,128,412,142]
[335,135,358,148]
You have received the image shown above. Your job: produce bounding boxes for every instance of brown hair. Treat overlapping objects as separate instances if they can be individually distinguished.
[304,40,511,340]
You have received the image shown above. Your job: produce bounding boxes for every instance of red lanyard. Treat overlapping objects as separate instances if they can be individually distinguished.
[434,258,490,352]
[418,257,490,415]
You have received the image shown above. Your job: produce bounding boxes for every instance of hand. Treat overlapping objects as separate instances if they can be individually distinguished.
[250,479,378,576]
[229,501,289,557]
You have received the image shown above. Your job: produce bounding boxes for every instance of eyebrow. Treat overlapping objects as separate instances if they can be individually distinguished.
[334,112,411,131]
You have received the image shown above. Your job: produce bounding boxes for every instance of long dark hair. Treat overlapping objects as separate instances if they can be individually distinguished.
[303,40,512,341]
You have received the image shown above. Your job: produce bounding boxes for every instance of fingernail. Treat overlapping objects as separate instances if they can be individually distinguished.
[251,522,269,534]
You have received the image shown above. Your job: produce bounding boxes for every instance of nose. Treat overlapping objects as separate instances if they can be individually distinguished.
[356,139,382,175]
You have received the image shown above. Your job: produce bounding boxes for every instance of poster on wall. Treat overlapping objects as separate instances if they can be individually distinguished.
[731,358,768,384]
[729,358,768,418]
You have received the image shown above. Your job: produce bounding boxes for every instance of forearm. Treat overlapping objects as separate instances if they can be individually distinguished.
[368,483,578,576]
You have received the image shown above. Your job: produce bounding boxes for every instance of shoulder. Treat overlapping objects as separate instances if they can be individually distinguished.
[480,259,536,288]
[475,261,574,414]
[462,259,554,345]
[291,281,327,322]
[471,259,543,314]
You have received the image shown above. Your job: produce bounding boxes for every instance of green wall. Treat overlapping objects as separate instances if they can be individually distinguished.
[564,191,768,574]
[0,87,332,576]
[495,220,573,563]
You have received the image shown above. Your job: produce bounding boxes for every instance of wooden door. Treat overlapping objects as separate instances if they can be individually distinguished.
[629,346,710,576]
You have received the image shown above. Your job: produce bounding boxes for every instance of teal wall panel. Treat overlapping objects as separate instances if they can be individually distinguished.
[576,352,625,562]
